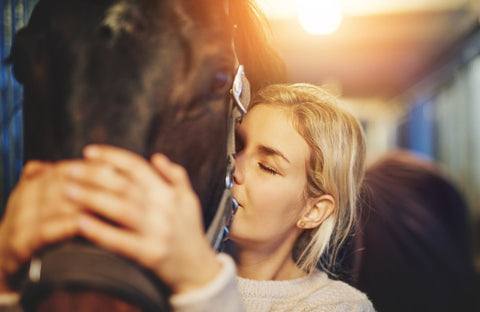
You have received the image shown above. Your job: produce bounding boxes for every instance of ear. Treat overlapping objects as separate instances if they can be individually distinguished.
[297,195,335,229]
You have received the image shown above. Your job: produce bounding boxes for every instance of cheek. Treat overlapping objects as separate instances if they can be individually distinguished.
[249,180,305,223]
[230,178,307,243]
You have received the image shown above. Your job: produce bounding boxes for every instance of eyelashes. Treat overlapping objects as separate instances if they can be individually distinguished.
[258,162,278,175]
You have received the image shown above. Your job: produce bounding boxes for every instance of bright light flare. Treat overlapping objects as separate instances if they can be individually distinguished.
[296,0,342,35]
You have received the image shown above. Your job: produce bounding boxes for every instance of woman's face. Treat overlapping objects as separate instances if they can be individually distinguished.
[230,104,311,251]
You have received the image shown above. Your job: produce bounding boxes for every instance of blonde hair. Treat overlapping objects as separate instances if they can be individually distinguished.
[250,83,366,273]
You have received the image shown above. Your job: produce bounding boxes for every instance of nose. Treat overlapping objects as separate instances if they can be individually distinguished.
[233,152,244,185]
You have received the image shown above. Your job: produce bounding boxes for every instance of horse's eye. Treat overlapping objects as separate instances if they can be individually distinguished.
[210,71,232,95]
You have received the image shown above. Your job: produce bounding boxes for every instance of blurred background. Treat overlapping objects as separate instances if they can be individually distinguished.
[257,0,480,279]
[1,0,480,302]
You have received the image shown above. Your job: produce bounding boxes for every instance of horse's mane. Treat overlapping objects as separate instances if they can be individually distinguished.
[229,0,287,92]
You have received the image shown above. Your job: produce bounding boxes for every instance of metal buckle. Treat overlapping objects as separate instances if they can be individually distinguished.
[231,65,248,116]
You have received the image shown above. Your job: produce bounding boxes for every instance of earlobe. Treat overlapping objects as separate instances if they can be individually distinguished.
[297,220,306,228]
[297,195,335,229]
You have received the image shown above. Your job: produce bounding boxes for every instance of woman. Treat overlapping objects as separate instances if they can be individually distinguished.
[0,83,373,311]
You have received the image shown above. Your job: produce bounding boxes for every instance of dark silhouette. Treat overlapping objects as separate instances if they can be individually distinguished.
[343,150,476,312]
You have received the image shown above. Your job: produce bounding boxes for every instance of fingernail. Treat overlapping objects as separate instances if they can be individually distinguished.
[155,153,169,162]
[151,154,167,168]
[84,145,99,158]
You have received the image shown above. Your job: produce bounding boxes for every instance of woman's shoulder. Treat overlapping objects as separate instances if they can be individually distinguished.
[304,271,375,311]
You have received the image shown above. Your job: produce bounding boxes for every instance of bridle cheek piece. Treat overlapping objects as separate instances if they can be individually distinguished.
[206,64,250,250]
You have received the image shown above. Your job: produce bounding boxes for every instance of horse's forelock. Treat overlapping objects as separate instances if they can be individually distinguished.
[102,1,140,39]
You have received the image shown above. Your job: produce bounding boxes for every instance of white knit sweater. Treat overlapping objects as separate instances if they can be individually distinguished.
[238,271,374,312]
[170,254,375,312]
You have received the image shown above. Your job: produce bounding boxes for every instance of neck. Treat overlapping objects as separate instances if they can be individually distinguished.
[225,238,307,281]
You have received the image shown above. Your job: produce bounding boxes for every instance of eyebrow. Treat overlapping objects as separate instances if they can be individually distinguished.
[258,145,290,164]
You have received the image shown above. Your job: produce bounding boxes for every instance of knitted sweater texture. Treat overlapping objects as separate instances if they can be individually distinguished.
[170,254,374,312]
[238,271,374,312]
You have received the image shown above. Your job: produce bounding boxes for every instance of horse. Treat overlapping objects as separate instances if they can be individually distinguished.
[7,0,285,310]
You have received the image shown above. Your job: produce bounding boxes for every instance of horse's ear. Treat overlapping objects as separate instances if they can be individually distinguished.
[6,27,45,85]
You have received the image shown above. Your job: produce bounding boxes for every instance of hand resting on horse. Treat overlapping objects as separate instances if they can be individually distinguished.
[0,145,224,298]
[0,160,82,294]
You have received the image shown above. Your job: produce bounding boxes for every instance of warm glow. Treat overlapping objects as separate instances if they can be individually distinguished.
[296,0,342,35]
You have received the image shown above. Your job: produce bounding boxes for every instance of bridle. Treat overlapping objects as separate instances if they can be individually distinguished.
[206,0,250,249]
[206,63,249,250]
[19,1,250,310]
[205,0,250,250]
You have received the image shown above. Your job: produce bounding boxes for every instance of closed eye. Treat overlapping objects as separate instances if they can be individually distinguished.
[258,162,278,175]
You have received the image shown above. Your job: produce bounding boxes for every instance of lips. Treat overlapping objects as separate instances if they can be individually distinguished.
[233,196,243,208]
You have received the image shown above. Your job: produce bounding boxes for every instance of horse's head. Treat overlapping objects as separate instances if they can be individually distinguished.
[8,0,285,310]
[11,0,239,223]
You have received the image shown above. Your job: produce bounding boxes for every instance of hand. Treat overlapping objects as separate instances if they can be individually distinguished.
[0,160,83,293]
[69,145,221,294]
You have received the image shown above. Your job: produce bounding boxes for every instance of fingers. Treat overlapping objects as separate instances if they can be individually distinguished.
[83,145,163,190]
[77,211,195,288]
[1,152,150,292]
[19,216,79,262]
[0,165,82,291]
[151,153,193,188]
[77,214,152,267]
[66,161,138,199]
[65,183,142,230]
[82,145,192,190]
[35,217,79,246]
[3,145,208,294]
[21,160,50,178]
[65,146,215,292]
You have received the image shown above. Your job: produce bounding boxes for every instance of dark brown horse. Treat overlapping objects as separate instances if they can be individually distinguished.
[7,0,285,310]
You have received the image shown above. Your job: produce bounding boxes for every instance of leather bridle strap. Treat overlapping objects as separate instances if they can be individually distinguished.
[206,64,249,250]
[205,0,250,251]
[21,242,171,311]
